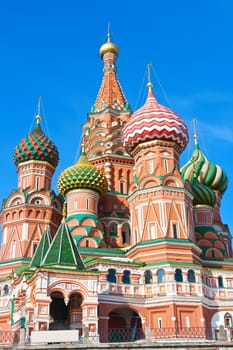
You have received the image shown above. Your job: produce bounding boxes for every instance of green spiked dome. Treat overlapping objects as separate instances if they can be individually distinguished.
[13,115,59,168]
[58,147,108,196]
[181,134,228,194]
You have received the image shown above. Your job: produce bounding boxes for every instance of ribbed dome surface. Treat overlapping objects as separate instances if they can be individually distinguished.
[181,143,228,194]
[192,178,216,207]
[58,150,108,196]
[122,89,189,154]
[13,119,59,167]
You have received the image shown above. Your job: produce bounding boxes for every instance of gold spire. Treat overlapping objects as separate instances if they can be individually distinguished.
[107,22,111,42]
[36,96,42,124]
[147,63,153,91]
[62,202,67,221]
[192,118,198,145]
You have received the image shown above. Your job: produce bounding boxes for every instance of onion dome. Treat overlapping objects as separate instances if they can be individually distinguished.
[181,133,228,194]
[122,82,189,154]
[99,31,119,58]
[58,146,108,196]
[192,178,216,207]
[13,114,59,168]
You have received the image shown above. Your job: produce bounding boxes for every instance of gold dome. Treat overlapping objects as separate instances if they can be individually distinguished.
[99,32,119,58]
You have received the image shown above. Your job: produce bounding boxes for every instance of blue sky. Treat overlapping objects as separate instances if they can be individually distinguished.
[0,0,233,234]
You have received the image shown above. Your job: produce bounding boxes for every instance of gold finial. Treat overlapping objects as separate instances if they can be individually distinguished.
[36,96,42,124]
[62,202,67,220]
[147,63,153,91]
[81,141,85,154]
[107,22,111,42]
[192,118,198,145]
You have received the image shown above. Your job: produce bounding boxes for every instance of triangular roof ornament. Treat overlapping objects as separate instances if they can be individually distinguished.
[30,225,52,268]
[41,221,85,270]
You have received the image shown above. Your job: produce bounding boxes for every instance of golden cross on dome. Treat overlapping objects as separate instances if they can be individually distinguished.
[36,96,42,124]
[192,118,198,145]
[107,22,111,42]
[147,63,153,91]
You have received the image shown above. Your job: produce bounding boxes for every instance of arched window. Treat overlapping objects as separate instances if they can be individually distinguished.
[3,285,9,295]
[218,276,224,288]
[122,223,130,245]
[175,268,183,282]
[110,223,118,236]
[224,313,232,328]
[107,269,116,283]
[187,269,196,283]
[122,270,131,284]
[157,269,165,284]
[144,270,153,284]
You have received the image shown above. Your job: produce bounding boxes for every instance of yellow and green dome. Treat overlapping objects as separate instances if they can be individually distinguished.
[58,149,108,196]
[181,141,228,194]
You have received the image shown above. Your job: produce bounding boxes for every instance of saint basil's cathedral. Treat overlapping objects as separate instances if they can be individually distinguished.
[0,32,232,344]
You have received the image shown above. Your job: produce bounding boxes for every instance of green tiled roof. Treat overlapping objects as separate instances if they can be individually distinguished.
[42,221,85,270]
[30,226,51,268]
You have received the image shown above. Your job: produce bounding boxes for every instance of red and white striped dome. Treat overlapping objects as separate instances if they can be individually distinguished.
[122,86,189,154]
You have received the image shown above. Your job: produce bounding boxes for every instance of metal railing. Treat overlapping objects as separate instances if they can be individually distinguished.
[99,327,219,343]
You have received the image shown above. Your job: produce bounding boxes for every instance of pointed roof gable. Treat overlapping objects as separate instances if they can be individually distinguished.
[42,221,85,270]
[30,225,51,268]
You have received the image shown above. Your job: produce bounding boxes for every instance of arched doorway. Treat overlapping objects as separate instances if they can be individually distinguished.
[49,292,68,330]
[49,291,83,332]
[68,293,83,332]
[107,307,143,342]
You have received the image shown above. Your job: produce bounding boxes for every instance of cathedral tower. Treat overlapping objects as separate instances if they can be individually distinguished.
[83,31,133,247]
[122,76,200,264]
[0,111,63,276]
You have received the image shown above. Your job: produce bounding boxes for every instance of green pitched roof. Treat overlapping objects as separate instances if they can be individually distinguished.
[30,226,52,268]
[42,220,85,270]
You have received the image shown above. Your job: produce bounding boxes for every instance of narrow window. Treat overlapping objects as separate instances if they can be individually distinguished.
[157,269,165,284]
[173,224,178,239]
[144,270,153,284]
[3,285,9,295]
[36,176,40,191]
[122,270,131,284]
[107,269,117,283]
[120,182,124,194]
[86,199,89,210]
[175,268,183,282]
[85,240,90,248]
[187,269,196,283]
[218,276,224,288]
[158,318,162,329]
[224,313,232,328]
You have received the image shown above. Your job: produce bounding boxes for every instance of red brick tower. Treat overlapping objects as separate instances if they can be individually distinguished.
[83,31,133,248]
